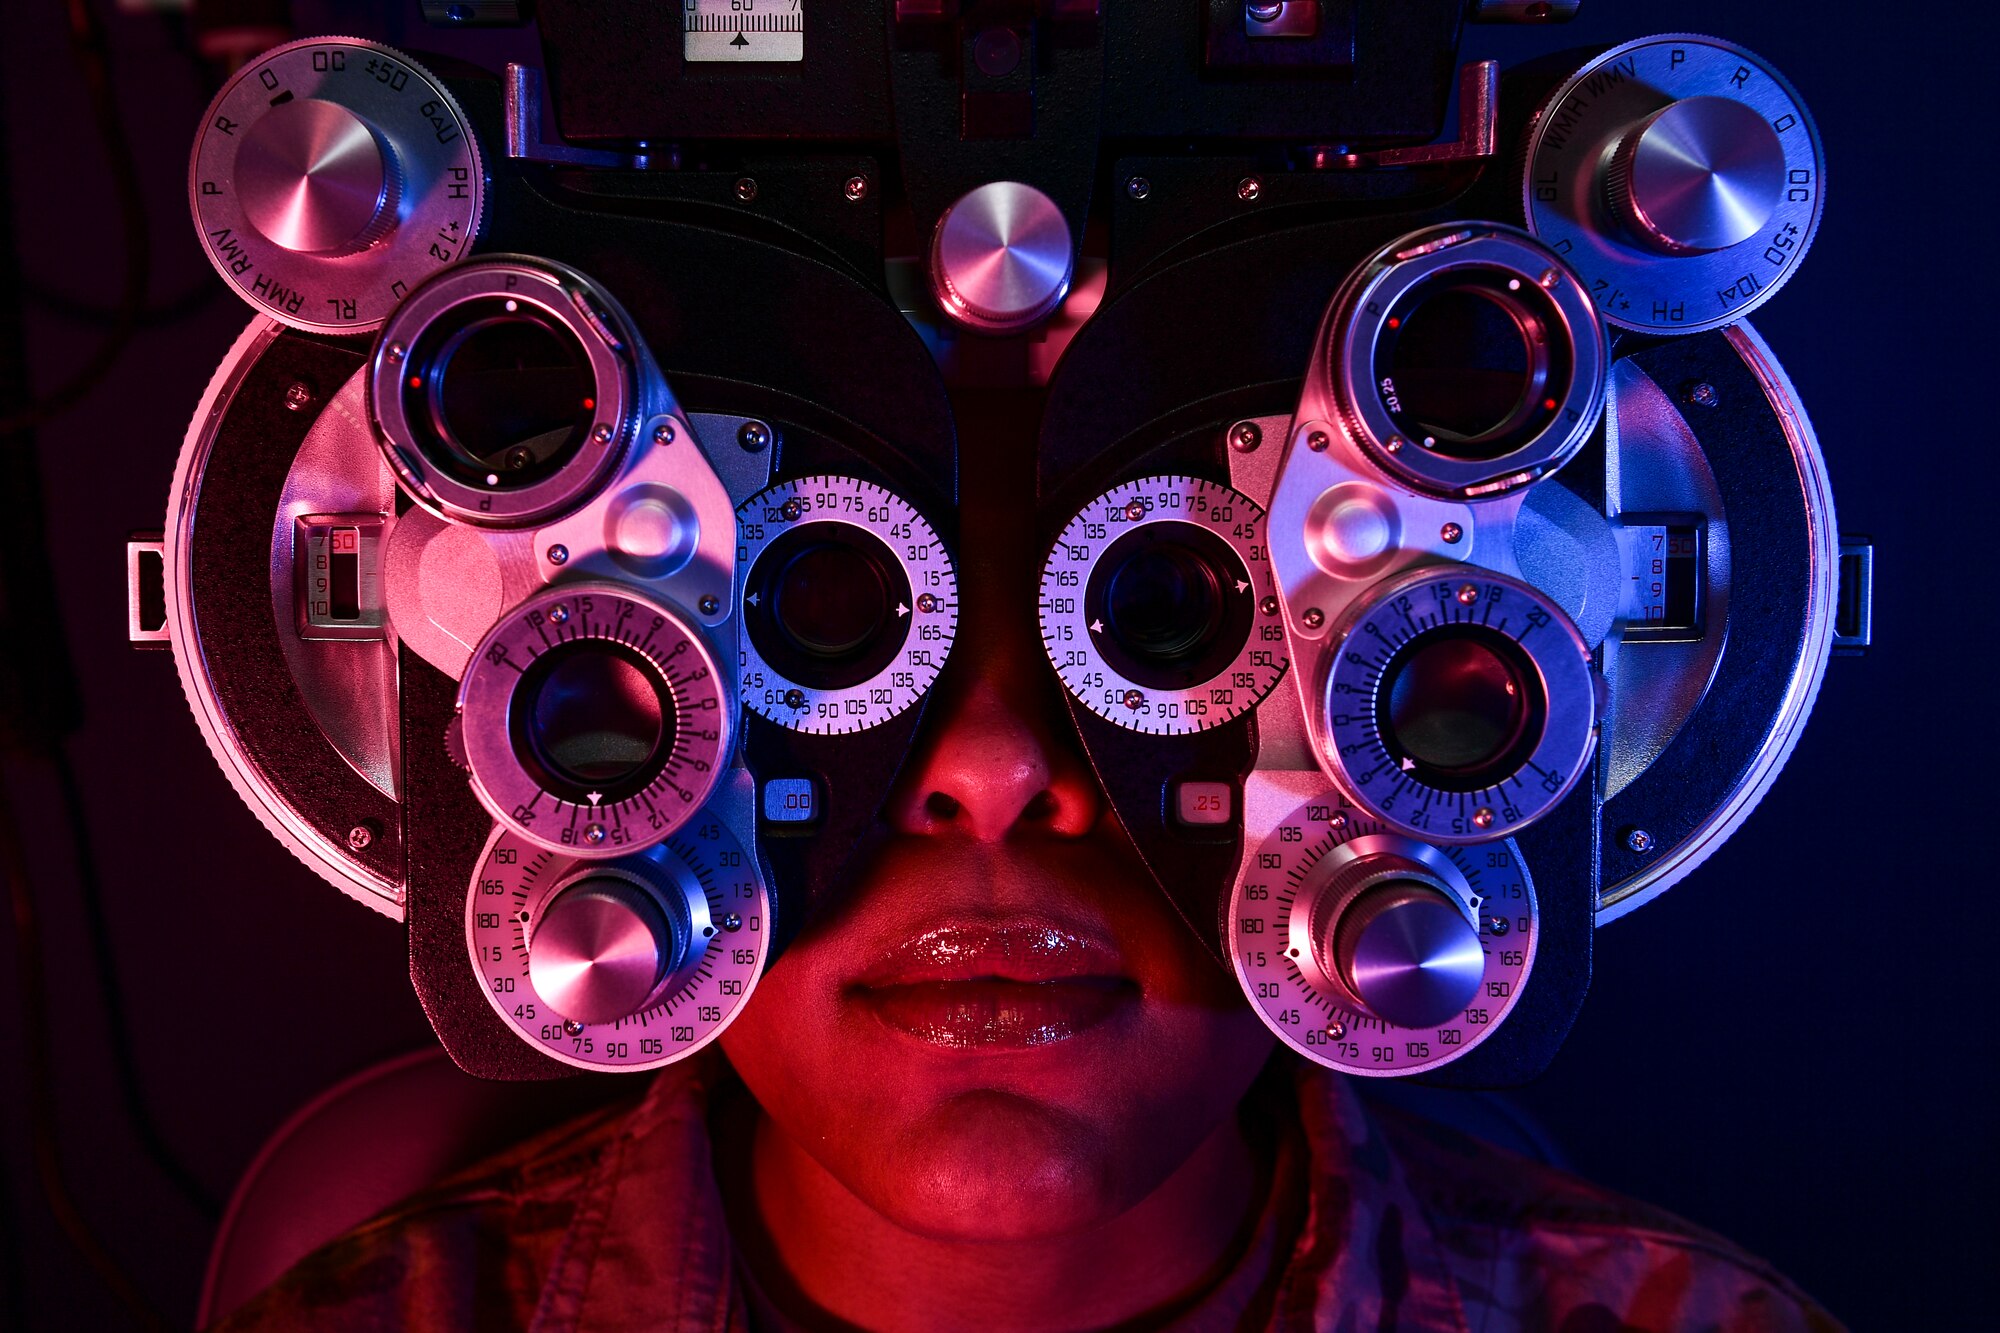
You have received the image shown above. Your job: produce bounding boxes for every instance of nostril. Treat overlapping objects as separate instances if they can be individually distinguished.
[924,791,962,821]
[1019,790,1058,823]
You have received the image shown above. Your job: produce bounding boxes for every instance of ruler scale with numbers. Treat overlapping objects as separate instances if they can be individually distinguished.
[684,0,804,63]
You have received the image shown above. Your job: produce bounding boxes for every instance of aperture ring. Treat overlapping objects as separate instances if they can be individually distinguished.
[370,256,636,527]
[1318,566,1597,843]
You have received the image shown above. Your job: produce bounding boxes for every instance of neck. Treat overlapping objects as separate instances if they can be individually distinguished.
[733,1101,1266,1333]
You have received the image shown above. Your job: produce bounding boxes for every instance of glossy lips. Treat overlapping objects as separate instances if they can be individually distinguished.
[849,921,1136,1050]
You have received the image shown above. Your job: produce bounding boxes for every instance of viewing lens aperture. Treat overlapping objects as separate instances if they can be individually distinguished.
[745,525,913,692]
[513,641,674,796]
[1376,627,1546,791]
[407,298,595,488]
[1085,524,1253,691]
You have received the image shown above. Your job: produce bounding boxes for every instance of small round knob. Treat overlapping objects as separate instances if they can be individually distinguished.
[1311,857,1485,1029]
[528,877,686,1025]
[236,98,400,256]
[1604,96,1785,256]
[929,181,1074,334]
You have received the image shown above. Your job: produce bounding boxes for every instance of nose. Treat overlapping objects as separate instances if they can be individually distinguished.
[885,659,1103,842]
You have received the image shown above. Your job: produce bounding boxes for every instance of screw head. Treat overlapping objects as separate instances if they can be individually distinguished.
[582,823,607,845]
[738,420,772,452]
[1625,827,1656,854]
[1441,521,1464,544]
[1236,176,1262,202]
[346,823,375,851]
[1326,1022,1346,1040]
[1125,175,1151,200]
[785,688,806,709]
[1539,267,1563,289]
[283,381,314,412]
[1472,806,1495,830]
[1259,595,1279,616]
[917,593,940,613]
[734,176,758,202]
[563,1018,584,1035]
[779,497,804,521]
[1487,916,1510,936]
[1307,430,1331,452]
[1302,607,1325,630]
[843,175,869,202]
[1122,689,1145,710]
[385,343,405,363]
[1456,583,1480,605]
[722,912,744,931]
[1123,499,1147,522]
[1685,382,1719,409]
[548,603,569,623]
[1228,420,1262,452]
[1385,436,1405,453]
[652,421,676,445]
[591,423,613,444]
[699,594,720,616]
[547,544,569,566]
[1328,812,1348,830]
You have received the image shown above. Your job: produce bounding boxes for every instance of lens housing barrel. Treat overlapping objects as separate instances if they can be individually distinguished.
[1325,224,1606,500]
[1317,565,1596,842]
[371,256,637,527]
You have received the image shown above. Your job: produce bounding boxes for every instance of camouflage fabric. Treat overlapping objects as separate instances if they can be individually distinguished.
[211,1058,1841,1332]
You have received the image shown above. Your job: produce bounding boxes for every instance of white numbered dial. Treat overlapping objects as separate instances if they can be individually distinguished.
[1040,475,1287,736]
[467,816,770,1071]
[737,475,958,734]
[190,37,483,331]
[1228,797,1536,1076]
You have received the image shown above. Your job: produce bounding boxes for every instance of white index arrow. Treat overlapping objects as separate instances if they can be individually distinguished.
[587,791,604,805]
[747,592,761,607]
[896,602,910,617]
[1398,758,1416,772]
[1090,618,1105,634]
[1234,578,1249,593]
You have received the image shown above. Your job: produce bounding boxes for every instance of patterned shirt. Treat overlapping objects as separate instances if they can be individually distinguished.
[212,1057,1841,1332]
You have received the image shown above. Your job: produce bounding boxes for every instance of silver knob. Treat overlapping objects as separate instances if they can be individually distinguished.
[1311,857,1485,1029]
[527,877,686,1025]
[1604,96,1785,256]
[929,181,1074,334]
[236,98,401,256]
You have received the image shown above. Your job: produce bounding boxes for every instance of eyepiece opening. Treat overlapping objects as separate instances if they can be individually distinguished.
[1376,626,1547,792]
[511,640,675,800]
[1086,524,1253,690]
[745,525,913,692]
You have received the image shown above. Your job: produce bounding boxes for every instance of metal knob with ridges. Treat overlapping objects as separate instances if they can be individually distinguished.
[528,877,688,1025]
[1310,856,1485,1029]
[1603,96,1786,257]
[236,98,402,256]
[929,180,1074,334]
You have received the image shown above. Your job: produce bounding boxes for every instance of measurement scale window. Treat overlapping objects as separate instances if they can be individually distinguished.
[1617,517,1705,642]
[684,0,804,63]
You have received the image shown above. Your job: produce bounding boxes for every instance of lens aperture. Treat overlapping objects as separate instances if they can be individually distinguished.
[513,640,674,798]
[407,298,596,488]
[1086,524,1253,691]
[1376,627,1546,792]
[746,525,912,692]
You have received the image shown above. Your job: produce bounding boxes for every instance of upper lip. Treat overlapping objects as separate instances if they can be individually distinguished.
[851,917,1131,990]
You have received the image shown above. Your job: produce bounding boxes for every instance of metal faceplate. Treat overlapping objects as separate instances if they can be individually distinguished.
[466,785,771,1071]
[735,475,960,735]
[1523,34,1825,334]
[190,38,484,332]
[1227,782,1537,1077]
[1039,475,1288,736]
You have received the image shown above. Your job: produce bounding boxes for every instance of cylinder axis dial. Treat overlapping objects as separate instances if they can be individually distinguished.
[467,818,770,1071]
[1041,476,1288,735]
[1522,34,1824,334]
[737,476,958,734]
[457,583,730,856]
[190,38,484,332]
[1317,565,1597,842]
[1228,799,1536,1076]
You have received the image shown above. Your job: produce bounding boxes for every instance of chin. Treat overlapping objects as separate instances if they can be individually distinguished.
[869,1088,1122,1242]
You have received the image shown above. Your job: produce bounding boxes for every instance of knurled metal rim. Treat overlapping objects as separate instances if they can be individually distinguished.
[1318,564,1597,843]
[456,581,730,857]
[188,36,485,333]
[369,256,636,528]
[1326,223,1606,501]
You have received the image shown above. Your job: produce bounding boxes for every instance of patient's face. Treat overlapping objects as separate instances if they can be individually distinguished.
[721,416,1275,1240]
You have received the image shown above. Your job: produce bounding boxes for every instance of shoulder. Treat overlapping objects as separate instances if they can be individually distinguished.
[1373,1102,1846,1333]
[207,1093,640,1332]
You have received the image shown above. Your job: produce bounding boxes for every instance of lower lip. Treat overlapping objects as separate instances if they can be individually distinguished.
[854,979,1135,1049]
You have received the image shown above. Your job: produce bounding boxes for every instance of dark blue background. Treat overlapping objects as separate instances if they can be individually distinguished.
[0,2,1990,1327]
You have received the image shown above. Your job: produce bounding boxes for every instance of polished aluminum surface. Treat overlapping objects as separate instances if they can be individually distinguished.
[929,181,1074,334]
[467,787,770,1071]
[235,98,398,256]
[189,38,483,332]
[1329,875,1487,1029]
[1606,96,1785,255]
[1229,813,1536,1077]
[1523,34,1824,334]
[528,879,677,1025]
